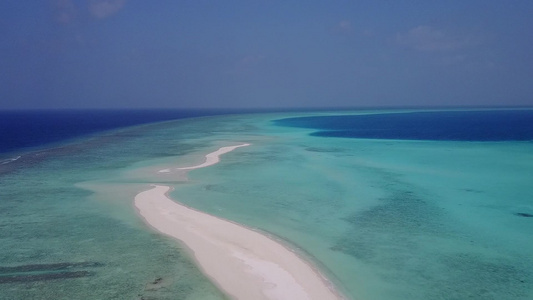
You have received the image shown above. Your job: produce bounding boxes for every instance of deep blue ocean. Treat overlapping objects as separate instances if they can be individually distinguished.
[3,108,531,155]
[0,109,236,154]
[275,109,533,141]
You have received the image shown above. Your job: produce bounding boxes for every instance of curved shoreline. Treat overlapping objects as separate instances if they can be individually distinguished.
[134,144,344,300]
[177,143,250,170]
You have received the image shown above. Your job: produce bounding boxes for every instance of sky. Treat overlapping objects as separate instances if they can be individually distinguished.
[1,0,532,109]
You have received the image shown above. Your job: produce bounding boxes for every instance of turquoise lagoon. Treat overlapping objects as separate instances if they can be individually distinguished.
[1,109,532,299]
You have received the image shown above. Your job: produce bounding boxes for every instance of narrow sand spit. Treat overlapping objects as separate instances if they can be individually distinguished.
[135,143,343,300]
[177,143,251,170]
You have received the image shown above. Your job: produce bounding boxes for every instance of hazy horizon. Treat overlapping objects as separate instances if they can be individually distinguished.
[2,103,533,112]
[1,1,532,110]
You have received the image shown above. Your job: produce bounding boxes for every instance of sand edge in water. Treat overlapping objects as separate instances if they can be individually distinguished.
[134,143,344,300]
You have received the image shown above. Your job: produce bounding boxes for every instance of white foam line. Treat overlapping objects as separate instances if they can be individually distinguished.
[1,156,21,165]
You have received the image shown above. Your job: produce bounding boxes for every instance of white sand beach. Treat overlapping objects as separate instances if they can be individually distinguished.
[135,144,343,300]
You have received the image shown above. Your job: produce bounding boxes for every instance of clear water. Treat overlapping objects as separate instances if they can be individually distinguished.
[1,109,532,299]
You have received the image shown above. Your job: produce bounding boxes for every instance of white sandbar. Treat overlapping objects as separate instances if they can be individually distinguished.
[135,144,343,300]
[177,143,250,170]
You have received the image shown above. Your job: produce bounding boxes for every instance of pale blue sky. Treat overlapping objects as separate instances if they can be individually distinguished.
[1,1,532,109]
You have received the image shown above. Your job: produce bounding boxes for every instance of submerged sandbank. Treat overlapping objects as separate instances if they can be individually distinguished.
[135,144,343,300]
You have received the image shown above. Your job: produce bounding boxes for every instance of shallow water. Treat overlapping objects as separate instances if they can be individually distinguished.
[1,109,532,299]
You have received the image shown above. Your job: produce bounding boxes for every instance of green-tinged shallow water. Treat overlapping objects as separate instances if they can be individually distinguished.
[1,111,532,299]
